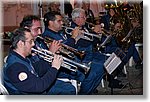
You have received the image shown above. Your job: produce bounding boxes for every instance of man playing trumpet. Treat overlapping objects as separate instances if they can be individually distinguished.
[2,27,76,95]
[19,15,79,94]
[42,9,104,94]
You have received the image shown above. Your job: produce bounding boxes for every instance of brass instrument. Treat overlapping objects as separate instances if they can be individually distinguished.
[121,28,134,43]
[85,21,96,29]
[37,36,85,59]
[96,35,112,51]
[101,28,113,35]
[127,2,143,21]
[63,26,102,41]
[31,47,91,74]
[114,28,134,51]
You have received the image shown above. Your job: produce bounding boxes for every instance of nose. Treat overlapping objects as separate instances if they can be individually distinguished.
[61,21,64,25]
[32,41,35,47]
[38,28,42,35]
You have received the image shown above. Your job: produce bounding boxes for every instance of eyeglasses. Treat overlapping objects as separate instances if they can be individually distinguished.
[24,39,34,44]
[77,16,86,19]
[31,27,42,32]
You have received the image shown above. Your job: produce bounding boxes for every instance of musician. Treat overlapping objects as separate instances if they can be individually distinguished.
[48,1,60,13]
[20,15,61,62]
[70,8,126,89]
[115,19,143,69]
[42,11,86,82]
[101,6,130,34]
[2,27,76,95]
[100,19,142,76]
[82,1,95,24]
[19,15,77,94]
[42,10,104,94]
[64,1,73,19]
[101,8,117,31]
[69,8,105,94]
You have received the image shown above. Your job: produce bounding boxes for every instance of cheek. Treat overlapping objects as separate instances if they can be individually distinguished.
[31,31,39,37]
[76,20,82,26]
[27,46,32,55]
[55,24,61,30]
[25,45,32,51]
[80,20,85,25]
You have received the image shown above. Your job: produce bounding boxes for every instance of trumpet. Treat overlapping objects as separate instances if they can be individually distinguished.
[31,47,91,74]
[37,36,85,59]
[62,26,102,41]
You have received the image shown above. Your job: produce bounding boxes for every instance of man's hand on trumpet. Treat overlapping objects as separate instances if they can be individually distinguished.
[49,40,62,54]
[52,54,63,70]
[71,27,84,42]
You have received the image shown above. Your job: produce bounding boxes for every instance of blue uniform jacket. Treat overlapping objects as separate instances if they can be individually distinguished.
[3,50,58,95]
[69,22,95,63]
[43,27,76,48]
[100,34,119,54]
[41,27,85,82]
[101,14,111,31]
[42,24,105,94]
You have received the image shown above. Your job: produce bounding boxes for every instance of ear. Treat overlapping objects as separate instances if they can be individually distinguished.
[48,21,54,28]
[17,40,24,48]
[49,20,53,25]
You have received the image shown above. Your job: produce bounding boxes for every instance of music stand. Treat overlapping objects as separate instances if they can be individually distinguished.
[104,48,126,94]
[104,52,122,94]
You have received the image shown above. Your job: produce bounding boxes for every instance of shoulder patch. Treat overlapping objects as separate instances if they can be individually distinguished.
[18,72,27,81]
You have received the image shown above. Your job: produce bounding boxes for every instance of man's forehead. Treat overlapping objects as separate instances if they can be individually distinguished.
[80,13,85,16]
[32,20,41,25]
[25,31,33,38]
[55,15,62,19]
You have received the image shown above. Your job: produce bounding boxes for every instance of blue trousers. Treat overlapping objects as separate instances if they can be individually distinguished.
[79,57,104,94]
[123,43,141,64]
[48,80,76,95]
[72,45,105,94]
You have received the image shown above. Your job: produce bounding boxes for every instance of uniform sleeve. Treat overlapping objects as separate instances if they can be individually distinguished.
[64,38,76,47]
[105,37,118,53]
[33,59,53,77]
[6,62,58,93]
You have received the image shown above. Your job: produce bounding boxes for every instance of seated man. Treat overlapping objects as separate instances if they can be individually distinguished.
[19,15,61,62]
[98,19,142,78]
[2,27,76,95]
[70,8,124,89]
[42,9,104,94]
[19,15,81,94]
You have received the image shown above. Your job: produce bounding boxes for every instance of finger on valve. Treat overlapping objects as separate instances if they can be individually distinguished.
[52,54,63,70]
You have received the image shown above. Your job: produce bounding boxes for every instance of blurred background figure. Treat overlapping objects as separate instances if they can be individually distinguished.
[63,0,73,26]
[64,0,73,19]
[82,1,95,24]
[48,1,60,13]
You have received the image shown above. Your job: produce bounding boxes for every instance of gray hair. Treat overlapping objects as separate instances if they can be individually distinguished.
[71,8,85,20]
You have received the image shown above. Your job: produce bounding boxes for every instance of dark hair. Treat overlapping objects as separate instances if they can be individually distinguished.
[64,2,73,18]
[11,27,31,49]
[43,11,61,27]
[20,15,40,28]
[113,19,123,25]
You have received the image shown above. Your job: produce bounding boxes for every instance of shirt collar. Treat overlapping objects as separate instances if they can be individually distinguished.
[10,49,30,63]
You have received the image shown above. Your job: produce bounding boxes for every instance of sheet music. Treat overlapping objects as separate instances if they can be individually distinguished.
[104,53,122,74]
